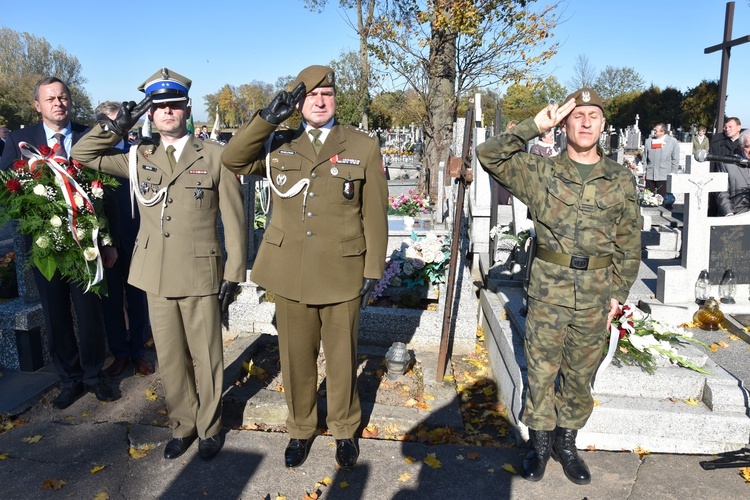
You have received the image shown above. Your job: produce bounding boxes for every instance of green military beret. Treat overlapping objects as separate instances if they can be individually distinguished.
[138,67,192,103]
[563,87,604,111]
[289,65,335,93]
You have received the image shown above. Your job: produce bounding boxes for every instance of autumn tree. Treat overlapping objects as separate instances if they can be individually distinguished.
[681,80,719,132]
[369,0,561,195]
[0,27,93,128]
[566,54,596,90]
[500,76,567,124]
[370,89,425,129]
[593,66,645,101]
[304,0,380,129]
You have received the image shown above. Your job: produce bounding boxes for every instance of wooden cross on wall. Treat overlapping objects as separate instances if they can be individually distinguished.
[704,1,750,132]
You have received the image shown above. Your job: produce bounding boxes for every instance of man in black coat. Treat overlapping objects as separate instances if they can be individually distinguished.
[0,77,116,409]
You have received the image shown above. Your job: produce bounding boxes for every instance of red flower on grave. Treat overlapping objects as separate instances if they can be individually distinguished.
[5,178,22,193]
[37,145,52,157]
[13,159,26,172]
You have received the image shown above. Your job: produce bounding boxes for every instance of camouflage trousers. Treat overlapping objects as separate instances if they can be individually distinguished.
[521,296,609,431]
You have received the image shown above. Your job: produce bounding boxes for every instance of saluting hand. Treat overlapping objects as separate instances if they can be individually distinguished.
[104,96,153,137]
[533,98,576,135]
[260,82,307,125]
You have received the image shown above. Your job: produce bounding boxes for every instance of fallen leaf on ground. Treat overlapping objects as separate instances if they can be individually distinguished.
[423,453,442,469]
[587,445,597,451]
[740,467,750,482]
[456,454,464,460]
[466,452,479,460]
[145,389,158,402]
[302,492,318,500]
[128,444,154,460]
[23,435,42,444]
[487,468,495,473]
[41,479,66,490]
[709,344,719,352]
[726,333,741,341]
[683,397,700,405]
[90,465,106,473]
[717,340,730,348]
[633,446,650,458]
[0,452,9,460]
[339,481,349,488]
[404,456,416,464]
[668,397,678,403]
[362,425,379,438]
[502,463,517,474]
[275,495,286,500]
[93,492,109,500]
[398,472,412,482]
[314,477,332,488]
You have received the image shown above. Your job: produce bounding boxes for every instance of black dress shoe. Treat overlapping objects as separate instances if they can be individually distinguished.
[335,438,359,470]
[105,358,129,377]
[198,435,223,460]
[164,435,197,459]
[284,438,313,468]
[86,381,117,402]
[132,357,154,376]
[52,383,85,410]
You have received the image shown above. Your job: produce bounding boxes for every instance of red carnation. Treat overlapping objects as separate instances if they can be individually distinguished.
[38,145,52,156]
[5,178,22,193]
[13,160,27,172]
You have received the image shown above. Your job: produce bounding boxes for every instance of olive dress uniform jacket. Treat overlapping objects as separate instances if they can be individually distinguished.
[71,124,247,296]
[476,118,642,309]
[221,114,388,304]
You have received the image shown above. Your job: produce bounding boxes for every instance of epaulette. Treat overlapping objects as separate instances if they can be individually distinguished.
[345,125,378,139]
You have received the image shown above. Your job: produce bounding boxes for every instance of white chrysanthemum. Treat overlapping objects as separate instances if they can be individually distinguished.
[49,215,62,228]
[35,236,49,248]
[33,184,47,196]
[73,194,84,208]
[83,247,99,261]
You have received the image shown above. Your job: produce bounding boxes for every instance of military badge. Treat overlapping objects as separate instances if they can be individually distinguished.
[337,158,361,165]
[343,180,355,200]
[194,188,204,200]
[189,169,208,175]
[330,166,339,176]
[151,184,159,193]
[582,91,591,103]
[276,173,287,186]
[140,182,149,194]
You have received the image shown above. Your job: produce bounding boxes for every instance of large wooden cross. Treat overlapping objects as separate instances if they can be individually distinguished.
[704,1,750,132]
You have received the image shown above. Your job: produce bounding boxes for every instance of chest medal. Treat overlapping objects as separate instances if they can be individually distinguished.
[276,173,287,186]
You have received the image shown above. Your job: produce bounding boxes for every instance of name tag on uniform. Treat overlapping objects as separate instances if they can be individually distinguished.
[142,165,157,171]
[278,150,295,156]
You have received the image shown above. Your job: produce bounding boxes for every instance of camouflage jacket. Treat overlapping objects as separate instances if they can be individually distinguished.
[477,118,642,308]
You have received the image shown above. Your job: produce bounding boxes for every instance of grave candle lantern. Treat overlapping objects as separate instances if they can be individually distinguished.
[385,342,409,380]
[695,269,710,305]
[719,270,736,304]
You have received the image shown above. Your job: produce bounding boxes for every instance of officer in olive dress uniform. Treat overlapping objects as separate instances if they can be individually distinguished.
[221,65,388,470]
[71,68,247,461]
[477,88,641,485]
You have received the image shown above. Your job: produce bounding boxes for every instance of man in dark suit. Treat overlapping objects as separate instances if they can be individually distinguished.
[221,65,388,470]
[0,77,115,409]
[0,126,9,157]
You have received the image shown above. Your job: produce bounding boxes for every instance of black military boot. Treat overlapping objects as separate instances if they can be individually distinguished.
[522,429,554,481]
[551,427,591,485]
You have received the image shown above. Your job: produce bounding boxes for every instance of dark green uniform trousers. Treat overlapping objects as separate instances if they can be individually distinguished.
[275,295,361,440]
[522,297,609,431]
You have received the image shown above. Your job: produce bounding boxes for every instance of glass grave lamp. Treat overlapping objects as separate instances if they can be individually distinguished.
[719,270,736,304]
[693,297,725,331]
[694,269,710,305]
[385,342,410,380]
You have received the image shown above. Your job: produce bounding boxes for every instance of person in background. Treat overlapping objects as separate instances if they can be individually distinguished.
[477,88,641,486]
[708,117,743,216]
[0,77,116,409]
[221,65,388,471]
[71,68,247,461]
[529,128,560,158]
[93,101,153,378]
[692,125,709,154]
[715,129,750,216]
[642,123,680,204]
[0,126,9,156]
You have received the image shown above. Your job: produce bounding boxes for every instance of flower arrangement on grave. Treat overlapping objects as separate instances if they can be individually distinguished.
[370,232,450,303]
[0,251,16,288]
[0,142,119,295]
[610,302,710,374]
[489,220,534,250]
[388,189,431,217]
[638,188,663,207]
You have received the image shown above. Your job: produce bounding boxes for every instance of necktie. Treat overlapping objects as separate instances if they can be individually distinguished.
[53,133,67,159]
[166,145,177,172]
[309,129,323,156]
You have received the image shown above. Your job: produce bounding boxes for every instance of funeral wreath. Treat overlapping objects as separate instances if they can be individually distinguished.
[0,142,118,295]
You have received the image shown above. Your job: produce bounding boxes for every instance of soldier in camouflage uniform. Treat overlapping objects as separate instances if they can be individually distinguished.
[477,88,641,485]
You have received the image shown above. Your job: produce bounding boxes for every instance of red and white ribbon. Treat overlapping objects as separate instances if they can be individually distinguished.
[19,142,104,292]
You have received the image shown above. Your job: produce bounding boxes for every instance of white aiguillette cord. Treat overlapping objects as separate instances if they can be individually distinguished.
[264,133,310,221]
[128,140,170,234]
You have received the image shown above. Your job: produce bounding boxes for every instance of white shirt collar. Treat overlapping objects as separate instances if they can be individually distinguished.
[162,134,190,161]
[304,119,334,144]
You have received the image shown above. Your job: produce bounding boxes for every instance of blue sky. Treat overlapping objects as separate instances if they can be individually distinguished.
[2,0,749,127]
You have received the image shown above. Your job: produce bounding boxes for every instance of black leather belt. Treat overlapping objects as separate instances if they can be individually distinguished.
[535,247,613,270]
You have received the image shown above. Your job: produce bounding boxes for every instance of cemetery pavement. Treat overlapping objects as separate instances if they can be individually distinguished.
[1,341,749,498]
